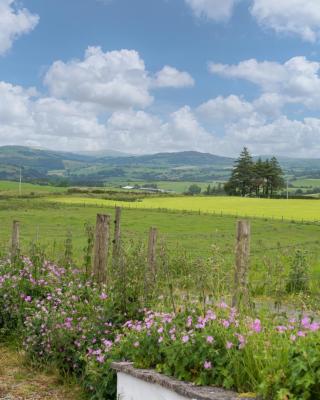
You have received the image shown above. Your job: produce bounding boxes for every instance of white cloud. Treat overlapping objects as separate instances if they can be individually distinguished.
[154,66,194,88]
[0,0,39,55]
[106,106,216,154]
[44,46,153,111]
[185,0,238,22]
[44,47,195,112]
[197,95,254,122]
[3,76,320,157]
[251,0,320,42]
[224,116,320,157]
[209,56,320,109]
[0,79,217,154]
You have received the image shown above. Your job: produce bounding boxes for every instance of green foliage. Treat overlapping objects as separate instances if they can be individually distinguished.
[64,230,73,267]
[225,148,285,197]
[83,222,94,277]
[286,250,310,293]
[186,184,202,195]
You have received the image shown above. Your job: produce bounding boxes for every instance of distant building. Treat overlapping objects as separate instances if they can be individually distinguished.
[122,185,134,190]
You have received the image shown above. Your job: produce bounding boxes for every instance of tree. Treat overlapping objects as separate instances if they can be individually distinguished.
[269,157,285,195]
[187,184,202,195]
[225,147,254,197]
[225,148,285,197]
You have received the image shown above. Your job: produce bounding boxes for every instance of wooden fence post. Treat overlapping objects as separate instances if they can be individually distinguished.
[112,207,121,264]
[93,214,111,285]
[232,220,251,308]
[11,220,20,261]
[147,227,158,278]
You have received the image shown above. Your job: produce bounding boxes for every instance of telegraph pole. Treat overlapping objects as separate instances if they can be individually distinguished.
[19,167,22,196]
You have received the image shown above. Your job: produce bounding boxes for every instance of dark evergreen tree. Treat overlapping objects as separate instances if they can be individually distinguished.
[225,148,285,197]
[225,147,254,197]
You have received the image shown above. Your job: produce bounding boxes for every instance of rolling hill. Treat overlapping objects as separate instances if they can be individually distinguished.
[0,146,319,186]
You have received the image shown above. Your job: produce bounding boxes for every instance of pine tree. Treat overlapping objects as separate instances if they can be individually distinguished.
[227,147,254,196]
[269,156,285,195]
[225,149,285,197]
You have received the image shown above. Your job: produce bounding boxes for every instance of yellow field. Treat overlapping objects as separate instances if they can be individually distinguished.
[48,196,320,222]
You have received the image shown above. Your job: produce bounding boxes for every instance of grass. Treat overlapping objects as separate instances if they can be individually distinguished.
[1,198,320,290]
[0,343,85,399]
[49,195,320,222]
[291,178,320,188]
[0,180,67,195]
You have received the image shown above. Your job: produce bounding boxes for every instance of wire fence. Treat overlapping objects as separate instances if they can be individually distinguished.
[2,206,320,311]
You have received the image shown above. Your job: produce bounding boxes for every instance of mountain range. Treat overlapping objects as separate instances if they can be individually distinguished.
[0,146,319,185]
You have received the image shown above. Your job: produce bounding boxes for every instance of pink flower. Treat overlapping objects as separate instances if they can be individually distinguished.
[204,361,212,370]
[222,320,230,328]
[133,341,140,348]
[290,334,297,342]
[158,336,163,343]
[206,336,214,344]
[250,319,261,333]
[226,341,233,349]
[96,355,105,363]
[182,335,189,343]
[309,322,320,331]
[301,317,310,329]
[100,292,108,300]
[297,331,306,337]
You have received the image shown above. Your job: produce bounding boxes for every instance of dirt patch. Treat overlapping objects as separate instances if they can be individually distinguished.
[0,345,85,400]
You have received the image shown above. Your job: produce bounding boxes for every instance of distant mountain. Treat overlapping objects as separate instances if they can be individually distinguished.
[0,146,319,185]
[77,149,132,158]
[0,146,94,170]
[97,151,233,167]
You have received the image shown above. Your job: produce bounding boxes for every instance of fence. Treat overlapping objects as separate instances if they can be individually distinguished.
[5,206,320,311]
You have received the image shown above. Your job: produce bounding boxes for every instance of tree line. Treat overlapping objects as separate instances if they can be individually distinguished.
[224,147,285,197]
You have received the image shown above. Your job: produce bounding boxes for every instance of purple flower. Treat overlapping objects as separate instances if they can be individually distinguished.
[182,335,189,343]
[100,292,108,300]
[96,355,105,363]
[250,319,262,333]
[222,319,230,328]
[206,336,214,344]
[204,361,212,369]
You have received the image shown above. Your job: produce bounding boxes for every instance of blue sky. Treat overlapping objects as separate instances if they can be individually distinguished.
[1,0,320,156]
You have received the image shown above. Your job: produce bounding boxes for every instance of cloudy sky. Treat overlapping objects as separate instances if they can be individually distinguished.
[1,0,320,157]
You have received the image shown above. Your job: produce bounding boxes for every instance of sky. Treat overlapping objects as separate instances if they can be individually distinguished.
[1,0,320,157]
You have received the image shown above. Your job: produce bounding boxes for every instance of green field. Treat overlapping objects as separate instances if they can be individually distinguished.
[291,178,320,188]
[0,180,67,195]
[1,197,320,298]
[49,195,320,222]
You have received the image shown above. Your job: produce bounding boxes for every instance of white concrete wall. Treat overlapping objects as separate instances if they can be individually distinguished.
[117,372,191,400]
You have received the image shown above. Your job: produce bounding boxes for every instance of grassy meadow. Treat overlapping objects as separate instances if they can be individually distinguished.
[0,180,67,195]
[0,196,320,299]
[49,195,320,222]
[1,180,320,298]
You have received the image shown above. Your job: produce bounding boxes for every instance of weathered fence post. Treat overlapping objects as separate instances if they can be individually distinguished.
[11,220,20,261]
[147,227,158,278]
[112,207,121,264]
[93,214,111,285]
[232,220,251,308]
